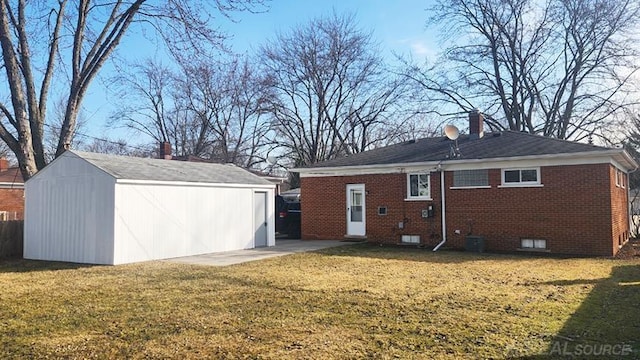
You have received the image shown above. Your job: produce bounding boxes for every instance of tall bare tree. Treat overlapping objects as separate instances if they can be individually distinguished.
[260,12,407,167]
[0,0,263,180]
[111,60,177,145]
[113,55,270,168]
[175,56,271,167]
[406,0,640,141]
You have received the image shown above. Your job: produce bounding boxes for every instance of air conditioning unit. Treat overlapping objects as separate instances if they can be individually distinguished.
[465,236,485,253]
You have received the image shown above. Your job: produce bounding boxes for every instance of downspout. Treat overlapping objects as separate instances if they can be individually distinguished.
[628,165,639,241]
[434,167,446,251]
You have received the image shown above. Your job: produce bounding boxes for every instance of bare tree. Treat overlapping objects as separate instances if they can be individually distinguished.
[406,0,640,141]
[113,55,270,167]
[82,138,150,157]
[260,12,408,167]
[175,56,270,167]
[0,0,263,180]
[112,59,211,159]
[0,140,9,159]
[111,60,177,145]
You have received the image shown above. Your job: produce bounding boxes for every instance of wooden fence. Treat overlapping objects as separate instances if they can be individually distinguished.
[0,220,23,258]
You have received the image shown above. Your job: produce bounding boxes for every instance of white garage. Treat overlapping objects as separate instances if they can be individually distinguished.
[24,150,275,265]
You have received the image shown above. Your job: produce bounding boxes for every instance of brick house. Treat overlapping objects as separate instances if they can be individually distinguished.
[0,158,24,220]
[293,111,638,257]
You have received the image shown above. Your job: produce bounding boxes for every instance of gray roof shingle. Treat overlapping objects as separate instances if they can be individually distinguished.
[304,131,615,168]
[67,150,273,185]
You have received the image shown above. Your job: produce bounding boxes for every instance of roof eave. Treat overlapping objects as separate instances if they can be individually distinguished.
[114,178,275,188]
[613,149,639,171]
[293,149,637,175]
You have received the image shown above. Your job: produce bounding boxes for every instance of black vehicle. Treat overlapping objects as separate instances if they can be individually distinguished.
[276,195,301,238]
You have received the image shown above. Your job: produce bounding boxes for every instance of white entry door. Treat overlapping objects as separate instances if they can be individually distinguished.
[346,184,366,236]
[254,192,268,247]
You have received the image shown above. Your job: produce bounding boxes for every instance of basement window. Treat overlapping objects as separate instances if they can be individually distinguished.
[378,206,388,215]
[401,235,420,244]
[520,239,546,250]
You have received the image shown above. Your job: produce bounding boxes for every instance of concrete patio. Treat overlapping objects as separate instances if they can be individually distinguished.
[166,239,353,266]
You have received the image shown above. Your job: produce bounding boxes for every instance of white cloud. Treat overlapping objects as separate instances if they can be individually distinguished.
[410,40,431,58]
[394,38,436,60]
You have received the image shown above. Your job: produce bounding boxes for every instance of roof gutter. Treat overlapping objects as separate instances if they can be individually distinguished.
[293,148,637,175]
[618,149,639,172]
[434,166,447,252]
[0,182,24,189]
[114,179,275,189]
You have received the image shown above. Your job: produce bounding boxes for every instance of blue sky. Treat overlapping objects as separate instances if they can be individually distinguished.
[224,0,437,58]
[85,0,438,143]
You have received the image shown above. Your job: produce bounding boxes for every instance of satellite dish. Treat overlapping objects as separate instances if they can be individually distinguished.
[444,124,460,140]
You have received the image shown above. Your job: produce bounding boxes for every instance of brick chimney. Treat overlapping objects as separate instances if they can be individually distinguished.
[469,109,484,139]
[0,158,7,171]
[159,141,172,160]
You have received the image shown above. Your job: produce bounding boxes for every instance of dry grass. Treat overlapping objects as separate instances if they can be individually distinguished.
[1,244,639,359]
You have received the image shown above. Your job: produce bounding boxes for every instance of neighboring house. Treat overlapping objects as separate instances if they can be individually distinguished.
[280,188,300,202]
[0,158,24,220]
[293,111,637,257]
[24,150,275,265]
[249,170,289,195]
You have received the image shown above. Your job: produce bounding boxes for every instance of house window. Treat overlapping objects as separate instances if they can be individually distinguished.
[501,168,540,186]
[407,173,431,200]
[453,169,489,188]
[521,239,546,249]
[378,206,388,215]
[616,169,626,188]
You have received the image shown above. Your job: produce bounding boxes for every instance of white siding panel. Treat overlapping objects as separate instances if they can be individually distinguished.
[24,157,115,264]
[112,184,262,264]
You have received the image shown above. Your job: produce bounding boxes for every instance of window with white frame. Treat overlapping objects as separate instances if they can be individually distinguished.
[502,168,540,186]
[616,169,626,188]
[453,169,489,188]
[521,239,546,249]
[407,173,431,199]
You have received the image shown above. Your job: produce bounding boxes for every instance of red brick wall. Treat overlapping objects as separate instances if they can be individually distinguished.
[301,173,442,244]
[610,166,630,255]
[0,188,24,220]
[301,163,626,256]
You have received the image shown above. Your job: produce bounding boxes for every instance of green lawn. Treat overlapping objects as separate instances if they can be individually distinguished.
[1,244,639,359]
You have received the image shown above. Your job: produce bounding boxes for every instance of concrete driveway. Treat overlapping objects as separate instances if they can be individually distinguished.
[167,239,353,266]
